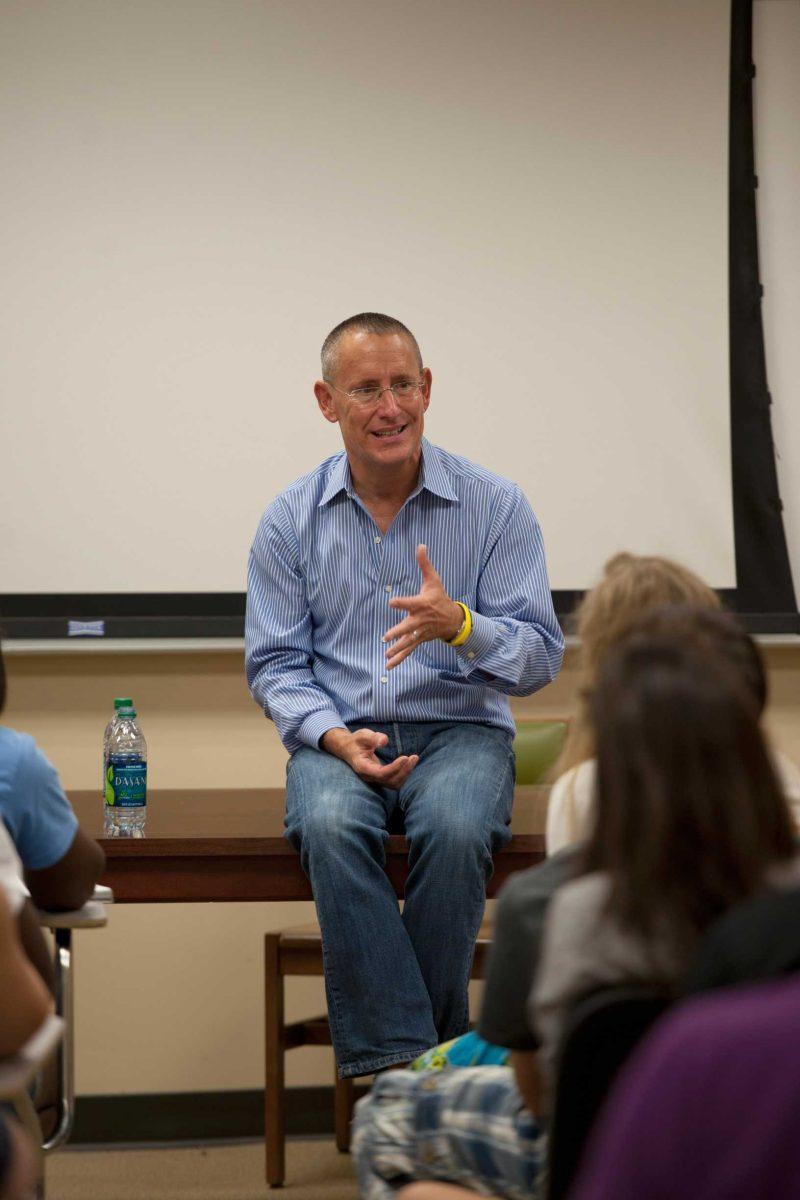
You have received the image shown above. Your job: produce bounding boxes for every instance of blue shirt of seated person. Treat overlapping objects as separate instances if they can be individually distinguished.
[0,728,78,870]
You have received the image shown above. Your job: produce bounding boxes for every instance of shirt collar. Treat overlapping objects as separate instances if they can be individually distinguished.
[317,439,459,508]
[318,453,352,507]
[417,440,459,502]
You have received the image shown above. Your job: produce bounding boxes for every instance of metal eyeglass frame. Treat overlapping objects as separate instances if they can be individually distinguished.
[325,379,426,407]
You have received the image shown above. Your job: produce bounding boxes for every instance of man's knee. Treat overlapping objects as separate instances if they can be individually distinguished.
[407,798,500,867]
[298,792,378,851]
[432,813,489,856]
[286,749,384,850]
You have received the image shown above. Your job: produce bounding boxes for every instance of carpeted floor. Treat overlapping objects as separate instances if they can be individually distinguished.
[48,1138,360,1200]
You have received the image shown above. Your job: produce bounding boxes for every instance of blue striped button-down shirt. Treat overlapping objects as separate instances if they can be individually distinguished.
[245,440,564,754]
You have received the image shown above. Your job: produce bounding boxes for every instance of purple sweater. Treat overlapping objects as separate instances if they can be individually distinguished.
[570,976,800,1200]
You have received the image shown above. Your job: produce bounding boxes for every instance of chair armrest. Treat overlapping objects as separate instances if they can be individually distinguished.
[93,884,115,904]
[0,1014,64,1100]
[38,900,108,930]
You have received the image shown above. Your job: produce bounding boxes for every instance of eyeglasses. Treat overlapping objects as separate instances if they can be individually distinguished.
[326,379,425,408]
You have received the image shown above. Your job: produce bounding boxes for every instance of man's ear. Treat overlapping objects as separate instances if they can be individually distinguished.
[421,367,432,413]
[315,380,340,424]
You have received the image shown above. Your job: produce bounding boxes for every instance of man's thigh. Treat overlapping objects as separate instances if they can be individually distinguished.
[284,745,392,848]
[399,723,515,847]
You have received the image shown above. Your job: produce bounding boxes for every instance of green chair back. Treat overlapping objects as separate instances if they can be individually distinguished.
[513,720,569,785]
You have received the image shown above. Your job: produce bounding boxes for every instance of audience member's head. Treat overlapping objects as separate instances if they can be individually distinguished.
[562,553,720,769]
[581,618,795,958]
[628,603,767,714]
[574,552,720,681]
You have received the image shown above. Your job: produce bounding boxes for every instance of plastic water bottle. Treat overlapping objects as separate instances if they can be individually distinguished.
[102,698,133,799]
[104,704,147,837]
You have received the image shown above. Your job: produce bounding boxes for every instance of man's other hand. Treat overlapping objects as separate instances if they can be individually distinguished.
[321,728,418,787]
[384,545,463,669]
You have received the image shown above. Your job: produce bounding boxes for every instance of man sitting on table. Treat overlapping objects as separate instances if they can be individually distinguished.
[245,312,563,1078]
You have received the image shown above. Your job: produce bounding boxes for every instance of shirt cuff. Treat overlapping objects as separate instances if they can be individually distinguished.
[455,610,496,670]
[297,710,348,751]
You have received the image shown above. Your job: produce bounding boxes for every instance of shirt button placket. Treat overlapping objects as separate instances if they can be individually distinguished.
[377,580,393,712]
[380,588,391,691]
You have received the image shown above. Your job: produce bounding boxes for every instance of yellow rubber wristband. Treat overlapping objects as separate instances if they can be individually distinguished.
[448,602,473,647]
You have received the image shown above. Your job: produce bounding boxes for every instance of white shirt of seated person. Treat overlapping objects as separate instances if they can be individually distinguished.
[0,820,27,914]
[546,749,800,856]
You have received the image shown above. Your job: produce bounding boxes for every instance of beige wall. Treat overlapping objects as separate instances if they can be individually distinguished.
[3,640,799,1096]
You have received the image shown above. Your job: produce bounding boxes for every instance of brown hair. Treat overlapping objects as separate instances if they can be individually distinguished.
[581,630,796,958]
[560,553,720,771]
[631,605,767,714]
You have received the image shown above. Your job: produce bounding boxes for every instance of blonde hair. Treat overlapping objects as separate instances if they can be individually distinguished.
[561,552,720,771]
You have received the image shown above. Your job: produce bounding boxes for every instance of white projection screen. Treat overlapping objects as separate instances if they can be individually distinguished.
[0,0,735,603]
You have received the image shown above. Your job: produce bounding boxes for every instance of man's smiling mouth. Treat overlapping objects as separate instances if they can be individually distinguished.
[372,425,407,438]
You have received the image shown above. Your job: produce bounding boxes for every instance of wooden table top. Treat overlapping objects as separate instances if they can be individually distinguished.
[71,788,547,903]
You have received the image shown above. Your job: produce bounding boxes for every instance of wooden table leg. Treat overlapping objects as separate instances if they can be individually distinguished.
[264,934,285,1187]
[334,1070,355,1152]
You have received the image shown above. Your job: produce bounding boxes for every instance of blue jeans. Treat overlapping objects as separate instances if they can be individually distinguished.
[285,721,515,1077]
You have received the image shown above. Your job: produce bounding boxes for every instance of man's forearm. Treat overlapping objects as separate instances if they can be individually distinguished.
[452,488,563,696]
[247,648,346,754]
[453,614,564,696]
[245,530,350,753]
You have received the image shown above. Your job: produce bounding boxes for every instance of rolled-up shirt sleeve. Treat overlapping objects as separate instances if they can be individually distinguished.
[245,505,346,754]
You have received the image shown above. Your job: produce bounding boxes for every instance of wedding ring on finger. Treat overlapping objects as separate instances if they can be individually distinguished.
[411,629,420,640]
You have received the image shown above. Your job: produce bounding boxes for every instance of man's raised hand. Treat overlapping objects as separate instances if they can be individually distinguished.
[383,545,464,670]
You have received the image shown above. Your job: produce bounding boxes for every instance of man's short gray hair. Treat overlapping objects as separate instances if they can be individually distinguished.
[321,313,423,381]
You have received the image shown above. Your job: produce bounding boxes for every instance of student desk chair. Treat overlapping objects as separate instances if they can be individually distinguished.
[30,885,113,1196]
[0,1014,64,1199]
[0,886,112,1198]
[546,987,671,1200]
[264,719,568,1187]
